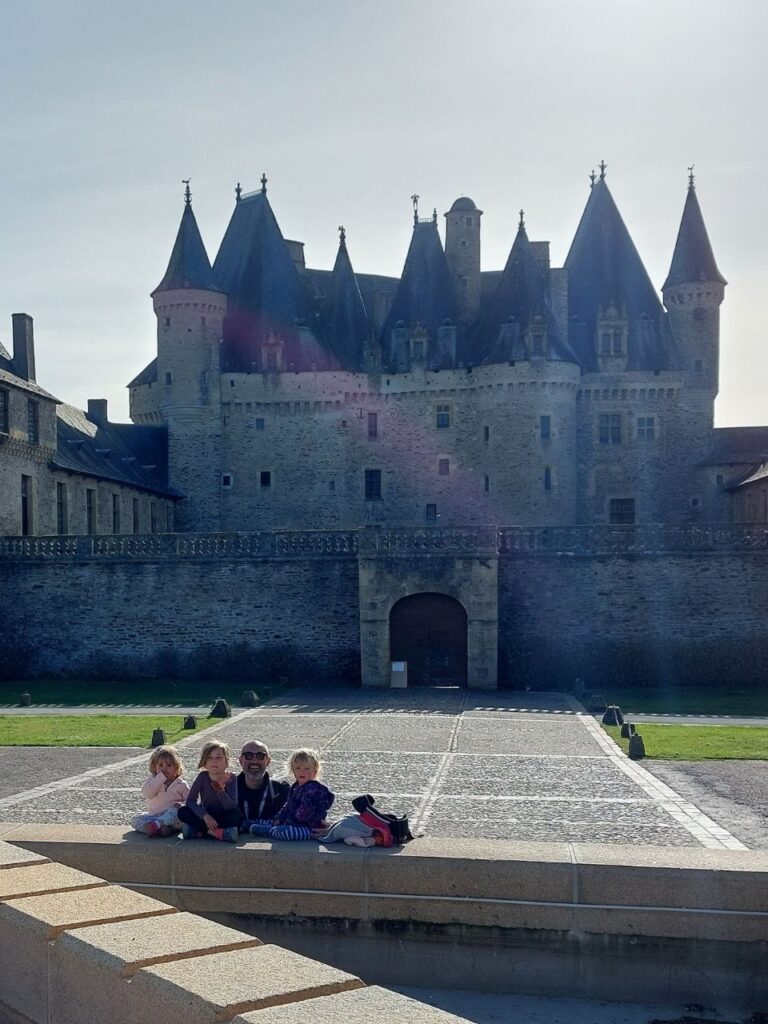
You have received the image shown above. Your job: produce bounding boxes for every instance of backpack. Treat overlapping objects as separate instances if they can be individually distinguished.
[352,794,414,846]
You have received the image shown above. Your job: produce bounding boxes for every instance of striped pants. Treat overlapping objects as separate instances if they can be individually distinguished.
[248,820,312,841]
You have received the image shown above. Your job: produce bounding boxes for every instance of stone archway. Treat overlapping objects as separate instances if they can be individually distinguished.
[389,592,468,687]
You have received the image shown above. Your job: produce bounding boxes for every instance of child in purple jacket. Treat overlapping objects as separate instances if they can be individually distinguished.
[247,748,334,841]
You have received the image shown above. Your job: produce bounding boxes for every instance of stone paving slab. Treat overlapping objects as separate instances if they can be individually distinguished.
[0,689,746,849]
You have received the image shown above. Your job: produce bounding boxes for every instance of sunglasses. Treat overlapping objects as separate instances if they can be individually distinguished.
[241,751,268,761]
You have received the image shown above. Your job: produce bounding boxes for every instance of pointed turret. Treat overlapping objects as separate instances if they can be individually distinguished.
[565,173,670,371]
[663,175,726,290]
[318,227,370,371]
[381,210,457,371]
[476,215,576,366]
[213,180,330,371]
[152,187,219,295]
[662,173,725,392]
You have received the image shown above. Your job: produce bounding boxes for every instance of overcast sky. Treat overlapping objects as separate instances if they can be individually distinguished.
[0,1,765,425]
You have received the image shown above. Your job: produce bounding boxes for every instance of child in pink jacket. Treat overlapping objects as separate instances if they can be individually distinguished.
[131,745,190,837]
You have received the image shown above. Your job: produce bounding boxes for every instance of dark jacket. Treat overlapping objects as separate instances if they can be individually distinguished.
[276,780,335,829]
[237,772,290,822]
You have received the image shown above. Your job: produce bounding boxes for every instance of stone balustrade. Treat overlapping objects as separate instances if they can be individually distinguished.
[2,523,767,562]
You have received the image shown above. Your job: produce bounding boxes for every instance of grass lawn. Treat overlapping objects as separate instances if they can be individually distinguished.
[595,687,768,717]
[0,715,210,747]
[0,679,285,708]
[604,723,768,760]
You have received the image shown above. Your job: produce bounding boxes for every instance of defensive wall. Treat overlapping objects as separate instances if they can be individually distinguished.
[1,524,767,688]
[0,835,466,1024]
[3,825,767,1009]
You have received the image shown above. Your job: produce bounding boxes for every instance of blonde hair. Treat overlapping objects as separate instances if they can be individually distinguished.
[287,748,321,778]
[148,745,183,778]
[197,739,231,770]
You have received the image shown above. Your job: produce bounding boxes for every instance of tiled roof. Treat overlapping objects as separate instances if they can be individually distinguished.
[564,179,673,371]
[474,223,578,366]
[663,185,726,290]
[0,360,59,401]
[699,426,768,466]
[153,203,220,295]
[53,404,181,497]
[318,234,370,371]
[128,357,158,388]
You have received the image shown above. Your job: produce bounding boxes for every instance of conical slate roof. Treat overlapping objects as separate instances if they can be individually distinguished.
[476,222,577,366]
[318,231,370,371]
[663,184,726,290]
[213,188,330,371]
[564,178,670,371]
[381,218,456,367]
[152,202,219,295]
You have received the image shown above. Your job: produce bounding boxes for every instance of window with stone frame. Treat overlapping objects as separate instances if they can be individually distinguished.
[21,475,33,536]
[599,413,622,445]
[544,466,552,491]
[435,403,451,429]
[367,412,378,439]
[609,498,636,524]
[364,469,382,501]
[540,415,551,441]
[260,471,272,489]
[27,398,39,444]
[425,503,437,522]
[86,489,96,535]
[56,482,68,536]
[438,457,450,476]
[0,388,9,433]
[636,415,656,440]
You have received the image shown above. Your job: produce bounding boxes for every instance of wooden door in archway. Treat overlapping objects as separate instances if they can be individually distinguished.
[389,593,468,687]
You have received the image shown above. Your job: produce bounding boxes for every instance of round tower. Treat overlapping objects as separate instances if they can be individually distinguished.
[152,186,227,530]
[662,175,726,396]
[444,196,482,324]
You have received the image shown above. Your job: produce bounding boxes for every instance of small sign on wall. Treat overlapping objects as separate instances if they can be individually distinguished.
[391,661,408,688]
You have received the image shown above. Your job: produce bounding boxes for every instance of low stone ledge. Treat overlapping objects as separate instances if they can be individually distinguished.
[6,825,768,943]
[236,985,471,1023]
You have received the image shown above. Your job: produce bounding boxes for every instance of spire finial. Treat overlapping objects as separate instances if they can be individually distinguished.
[338,225,346,245]
[432,207,438,224]
[599,160,607,180]
[411,193,419,226]
[519,209,525,230]
[260,172,268,195]
[687,164,695,190]
[589,169,597,189]
[182,179,191,206]
[235,181,242,202]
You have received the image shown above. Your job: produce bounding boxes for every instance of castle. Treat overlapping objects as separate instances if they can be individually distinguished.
[1,170,767,689]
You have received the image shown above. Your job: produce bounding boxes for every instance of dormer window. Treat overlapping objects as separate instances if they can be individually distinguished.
[527,316,548,359]
[410,324,428,364]
[262,338,283,372]
[596,303,628,366]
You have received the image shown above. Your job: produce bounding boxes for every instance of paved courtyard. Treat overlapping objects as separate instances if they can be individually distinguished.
[0,689,745,849]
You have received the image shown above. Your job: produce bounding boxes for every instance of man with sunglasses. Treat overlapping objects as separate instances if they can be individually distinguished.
[237,741,290,832]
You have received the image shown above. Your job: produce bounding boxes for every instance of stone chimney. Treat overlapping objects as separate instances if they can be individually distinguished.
[11,313,35,382]
[87,399,109,426]
[285,239,306,273]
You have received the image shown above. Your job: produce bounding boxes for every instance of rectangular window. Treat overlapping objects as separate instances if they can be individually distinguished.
[86,489,96,535]
[21,475,33,536]
[483,425,489,443]
[364,469,382,501]
[436,404,451,429]
[255,418,264,431]
[544,467,552,491]
[484,475,490,493]
[412,339,425,361]
[132,498,140,534]
[0,388,9,432]
[27,399,39,443]
[166,505,174,533]
[56,482,68,535]
[637,416,655,440]
[438,458,450,476]
[260,471,272,489]
[609,498,635,525]
[540,415,551,441]
[112,494,121,534]
[150,501,158,534]
[425,503,437,522]
[367,412,378,438]
[265,350,278,371]
[164,372,172,385]
[222,473,233,489]
[599,413,622,445]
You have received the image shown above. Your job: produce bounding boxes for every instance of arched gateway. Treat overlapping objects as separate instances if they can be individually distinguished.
[389,593,468,687]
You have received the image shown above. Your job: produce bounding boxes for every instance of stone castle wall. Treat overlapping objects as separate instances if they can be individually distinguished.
[1,526,766,688]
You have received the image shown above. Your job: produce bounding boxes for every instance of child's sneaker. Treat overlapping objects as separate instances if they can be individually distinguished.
[213,826,238,843]
[158,825,176,838]
[181,823,197,840]
[143,821,160,837]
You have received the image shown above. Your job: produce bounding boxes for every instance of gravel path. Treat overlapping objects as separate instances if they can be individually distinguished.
[644,759,768,849]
